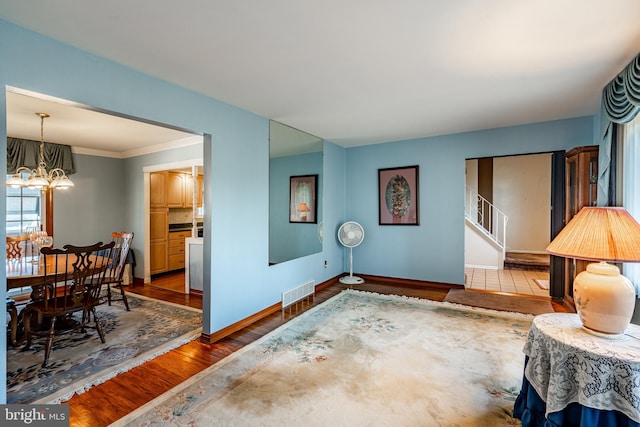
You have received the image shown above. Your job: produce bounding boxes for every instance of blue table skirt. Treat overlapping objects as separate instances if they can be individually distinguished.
[514,358,640,427]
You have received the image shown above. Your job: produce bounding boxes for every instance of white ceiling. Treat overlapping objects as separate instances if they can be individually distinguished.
[1,0,639,152]
[6,89,201,158]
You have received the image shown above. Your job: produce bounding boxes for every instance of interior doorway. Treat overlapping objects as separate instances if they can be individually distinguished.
[143,158,204,292]
[465,152,553,297]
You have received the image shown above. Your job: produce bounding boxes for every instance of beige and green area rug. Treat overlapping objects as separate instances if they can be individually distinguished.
[115,290,532,426]
[7,294,202,405]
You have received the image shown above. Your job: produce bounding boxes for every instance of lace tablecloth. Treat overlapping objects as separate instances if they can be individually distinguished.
[523,313,640,423]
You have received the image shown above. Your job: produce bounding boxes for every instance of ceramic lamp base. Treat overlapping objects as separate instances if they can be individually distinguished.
[573,262,636,336]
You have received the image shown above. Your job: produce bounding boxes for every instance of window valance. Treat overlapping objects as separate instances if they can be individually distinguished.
[6,138,75,175]
[598,53,639,206]
[602,53,640,125]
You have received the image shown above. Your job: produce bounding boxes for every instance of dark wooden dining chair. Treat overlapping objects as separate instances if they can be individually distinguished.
[21,241,116,367]
[6,236,24,259]
[97,231,134,311]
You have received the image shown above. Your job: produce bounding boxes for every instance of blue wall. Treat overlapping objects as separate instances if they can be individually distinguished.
[53,154,126,245]
[343,117,593,285]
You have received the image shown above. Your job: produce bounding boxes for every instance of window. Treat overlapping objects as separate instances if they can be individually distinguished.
[5,173,53,237]
[621,114,640,294]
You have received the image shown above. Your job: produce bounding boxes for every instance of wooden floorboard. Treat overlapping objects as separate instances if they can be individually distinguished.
[65,272,568,426]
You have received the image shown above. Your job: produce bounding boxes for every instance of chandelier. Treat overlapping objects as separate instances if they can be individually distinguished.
[6,112,74,190]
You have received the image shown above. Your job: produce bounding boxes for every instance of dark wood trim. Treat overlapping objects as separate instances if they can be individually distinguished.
[549,150,566,301]
[357,274,458,291]
[313,275,342,291]
[202,301,281,343]
[200,275,343,344]
[45,188,54,235]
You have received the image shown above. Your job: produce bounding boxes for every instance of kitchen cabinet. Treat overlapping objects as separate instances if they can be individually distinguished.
[150,171,168,208]
[185,174,194,208]
[150,207,169,274]
[167,172,186,208]
[152,171,195,208]
[169,230,191,271]
[563,145,598,309]
[164,171,198,208]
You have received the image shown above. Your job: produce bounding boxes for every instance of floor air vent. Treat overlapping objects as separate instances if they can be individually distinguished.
[282,280,315,311]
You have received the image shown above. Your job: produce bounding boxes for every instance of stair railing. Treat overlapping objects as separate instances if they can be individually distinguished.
[465,186,509,260]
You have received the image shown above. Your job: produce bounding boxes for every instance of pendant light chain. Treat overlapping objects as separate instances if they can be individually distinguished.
[38,112,50,171]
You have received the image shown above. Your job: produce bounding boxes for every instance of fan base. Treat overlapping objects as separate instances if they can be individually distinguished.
[339,276,364,285]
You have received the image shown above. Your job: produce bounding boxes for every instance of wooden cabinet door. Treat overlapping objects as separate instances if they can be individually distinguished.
[150,241,169,275]
[167,172,185,208]
[563,146,598,309]
[150,171,168,208]
[150,208,168,240]
[185,174,194,208]
[150,208,169,274]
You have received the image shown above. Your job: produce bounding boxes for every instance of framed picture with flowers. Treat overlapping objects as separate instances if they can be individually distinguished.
[378,165,419,225]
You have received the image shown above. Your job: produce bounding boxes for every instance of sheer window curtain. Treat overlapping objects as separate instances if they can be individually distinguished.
[622,115,640,296]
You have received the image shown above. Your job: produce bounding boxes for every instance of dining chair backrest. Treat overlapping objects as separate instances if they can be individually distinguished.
[22,240,116,367]
[37,241,116,311]
[109,232,134,281]
[6,236,23,259]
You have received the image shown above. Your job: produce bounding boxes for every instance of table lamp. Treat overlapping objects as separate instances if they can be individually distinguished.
[297,202,310,221]
[546,207,640,337]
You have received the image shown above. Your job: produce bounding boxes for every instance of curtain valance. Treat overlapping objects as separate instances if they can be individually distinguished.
[602,53,640,125]
[6,138,75,175]
[598,53,639,206]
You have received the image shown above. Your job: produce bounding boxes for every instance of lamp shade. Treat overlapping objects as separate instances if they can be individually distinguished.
[547,206,640,336]
[546,207,640,263]
[297,203,310,212]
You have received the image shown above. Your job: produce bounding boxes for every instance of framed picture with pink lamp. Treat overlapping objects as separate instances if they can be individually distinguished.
[289,174,318,223]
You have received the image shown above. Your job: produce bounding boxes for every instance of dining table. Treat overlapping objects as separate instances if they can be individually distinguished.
[6,255,49,346]
[7,255,51,289]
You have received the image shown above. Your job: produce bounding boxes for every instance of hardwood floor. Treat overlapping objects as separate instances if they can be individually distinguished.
[66,273,567,426]
[145,270,192,294]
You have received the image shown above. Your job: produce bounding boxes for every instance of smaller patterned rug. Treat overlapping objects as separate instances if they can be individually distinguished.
[446,289,554,315]
[113,289,533,426]
[6,293,202,404]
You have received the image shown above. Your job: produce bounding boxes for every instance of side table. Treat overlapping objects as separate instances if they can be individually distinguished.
[513,313,640,426]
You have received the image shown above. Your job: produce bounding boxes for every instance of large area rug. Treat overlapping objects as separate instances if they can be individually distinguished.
[445,289,554,315]
[114,289,532,426]
[7,293,202,404]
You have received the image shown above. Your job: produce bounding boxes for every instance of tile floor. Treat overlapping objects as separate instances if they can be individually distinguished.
[464,267,550,297]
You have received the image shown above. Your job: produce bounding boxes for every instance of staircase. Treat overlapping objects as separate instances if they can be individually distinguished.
[465,186,508,265]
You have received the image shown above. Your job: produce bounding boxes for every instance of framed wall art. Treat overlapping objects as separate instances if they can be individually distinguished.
[378,165,419,225]
[289,174,318,223]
